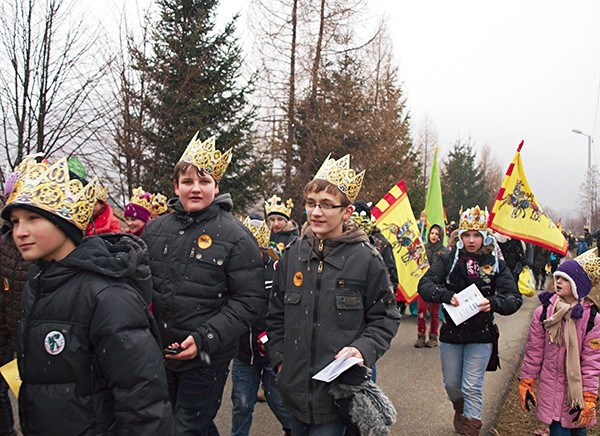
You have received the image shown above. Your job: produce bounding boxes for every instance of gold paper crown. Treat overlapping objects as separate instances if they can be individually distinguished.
[7,155,97,230]
[96,184,108,203]
[243,216,271,249]
[458,206,488,231]
[128,187,152,211]
[574,248,600,287]
[179,133,232,182]
[313,154,365,203]
[265,195,293,219]
[151,193,168,217]
[349,210,375,235]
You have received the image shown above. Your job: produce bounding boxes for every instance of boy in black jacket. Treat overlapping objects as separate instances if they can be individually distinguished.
[1,155,172,435]
[142,134,266,435]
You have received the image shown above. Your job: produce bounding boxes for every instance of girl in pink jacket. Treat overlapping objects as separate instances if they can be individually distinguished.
[519,249,600,435]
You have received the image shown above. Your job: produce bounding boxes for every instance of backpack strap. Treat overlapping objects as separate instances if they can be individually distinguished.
[539,298,552,323]
[587,305,598,334]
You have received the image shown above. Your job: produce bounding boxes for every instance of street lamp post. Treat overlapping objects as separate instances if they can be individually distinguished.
[572,129,593,228]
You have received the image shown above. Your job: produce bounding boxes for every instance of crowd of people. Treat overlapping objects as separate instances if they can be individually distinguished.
[0,133,600,436]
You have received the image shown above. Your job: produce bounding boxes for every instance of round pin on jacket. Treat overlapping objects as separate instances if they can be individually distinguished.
[44,331,66,355]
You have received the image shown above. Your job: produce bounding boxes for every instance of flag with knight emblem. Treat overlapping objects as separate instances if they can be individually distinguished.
[372,180,429,303]
[488,140,568,255]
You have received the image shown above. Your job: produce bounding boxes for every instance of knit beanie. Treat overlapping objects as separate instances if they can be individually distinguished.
[554,259,592,319]
[3,203,83,245]
[124,203,152,223]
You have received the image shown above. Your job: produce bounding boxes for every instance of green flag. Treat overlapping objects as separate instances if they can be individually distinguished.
[424,147,446,245]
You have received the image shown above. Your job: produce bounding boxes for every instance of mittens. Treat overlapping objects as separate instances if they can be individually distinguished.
[518,378,537,412]
[573,392,597,427]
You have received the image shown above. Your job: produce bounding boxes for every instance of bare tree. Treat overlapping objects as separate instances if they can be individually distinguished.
[478,144,504,209]
[0,0,112,183]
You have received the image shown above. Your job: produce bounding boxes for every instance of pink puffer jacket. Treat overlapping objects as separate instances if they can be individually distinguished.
[520,295,600,428]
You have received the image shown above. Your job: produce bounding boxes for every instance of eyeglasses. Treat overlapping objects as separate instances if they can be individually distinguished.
[304,200,345,211]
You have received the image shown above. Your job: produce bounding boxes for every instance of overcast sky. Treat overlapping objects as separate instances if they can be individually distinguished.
[93,0,600,219]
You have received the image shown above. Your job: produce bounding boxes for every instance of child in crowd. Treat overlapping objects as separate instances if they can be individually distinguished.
[519,248,600,435]
[231,217,292,436]
[142,134,266,434]
[1,155,172,434]
[86,183,122,235]
[124,186,168,236]
[265,194,299,257]
[415,224,446,348]
[267,154,400,435]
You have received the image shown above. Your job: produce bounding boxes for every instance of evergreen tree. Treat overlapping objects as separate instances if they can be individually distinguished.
[133,0,266,211]
[441,139,488,222]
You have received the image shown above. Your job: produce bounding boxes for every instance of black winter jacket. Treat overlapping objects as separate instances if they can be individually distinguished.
[418,246,522,344]
[142,194,266,370]
[267,224,400,424]
[18,234,172,435]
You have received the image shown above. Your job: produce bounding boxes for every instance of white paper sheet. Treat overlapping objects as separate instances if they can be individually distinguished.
[312,350,364,383]
[442,283,485,325]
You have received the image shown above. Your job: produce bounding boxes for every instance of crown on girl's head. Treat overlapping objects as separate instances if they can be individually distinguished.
[459,206,488,232]
[265,195,293,220]
[128,187,153,211]
[313,154,365,203]
[574,247,600,287]
[7,155,97,230]
[96,184,108,203]
[243,216,271,249]
[179,133,232,182]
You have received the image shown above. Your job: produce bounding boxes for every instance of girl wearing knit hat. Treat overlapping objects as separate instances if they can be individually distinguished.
[519,248,600,434]
[124,187,168,236]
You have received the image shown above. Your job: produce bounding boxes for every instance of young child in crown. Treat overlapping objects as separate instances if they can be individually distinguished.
[123,187,168,236]
[519,248,600,435]
[1,155,172,434]
[265,195,299,257]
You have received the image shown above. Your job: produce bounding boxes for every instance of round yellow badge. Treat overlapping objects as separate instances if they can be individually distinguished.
[277,242,286,251]
[293,271,303,287]
[590,338,600,350]
[197,234,213,249]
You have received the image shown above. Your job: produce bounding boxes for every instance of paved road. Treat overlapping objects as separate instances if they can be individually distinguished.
[214,295,539,435]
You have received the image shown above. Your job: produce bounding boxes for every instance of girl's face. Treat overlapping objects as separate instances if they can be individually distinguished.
[460,230,484,253]
[429,227,441,244]
[125,216,146,235]
[555,276,576,303]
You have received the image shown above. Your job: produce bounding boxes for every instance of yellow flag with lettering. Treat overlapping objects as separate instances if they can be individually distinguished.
[488,141,568,255]
[372,180,429,303]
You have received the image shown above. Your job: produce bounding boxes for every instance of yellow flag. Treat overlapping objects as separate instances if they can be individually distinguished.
[372,180,429,303]
[0,359,21,398]
[489,141,568,255]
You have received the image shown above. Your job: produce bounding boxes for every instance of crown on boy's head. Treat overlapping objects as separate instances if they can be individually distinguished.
[4,154,97,230]
[458,206,488,232]
[179,133,232,182]
[151,192,168,217]
[96,184,108,203]
[313,154,365,203]
[265,195,293,220]
[243,216,271,249]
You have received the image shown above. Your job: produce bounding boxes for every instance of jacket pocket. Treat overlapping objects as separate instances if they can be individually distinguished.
[335,292,364,330]
[185,243,228,285]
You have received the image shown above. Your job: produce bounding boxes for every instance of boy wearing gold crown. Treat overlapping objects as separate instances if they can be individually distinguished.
[1,155,173,434]
[418,206,522,435]
[142,134,266,434]
[231,217,292,435]
[265,195,299,257]
[267,154,400,435]
[519,249,600,434]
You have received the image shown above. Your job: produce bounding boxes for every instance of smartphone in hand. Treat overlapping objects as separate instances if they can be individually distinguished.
[163,347,183,355]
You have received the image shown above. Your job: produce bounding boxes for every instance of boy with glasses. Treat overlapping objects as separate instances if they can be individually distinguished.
[267,154,400,435]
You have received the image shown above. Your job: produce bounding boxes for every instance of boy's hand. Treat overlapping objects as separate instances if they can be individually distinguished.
[478,298,491,313]
[165,335,198,360]
[450,295,459,307]
[573,392,597,427]
[518,378,536,411]
[336,346,364,364]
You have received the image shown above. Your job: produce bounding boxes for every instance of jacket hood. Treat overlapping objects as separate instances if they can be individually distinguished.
[33,233,153,303]
[169,193,233,215]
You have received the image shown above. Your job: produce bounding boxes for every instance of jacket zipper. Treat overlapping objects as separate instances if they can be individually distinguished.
[309,239,325,422]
